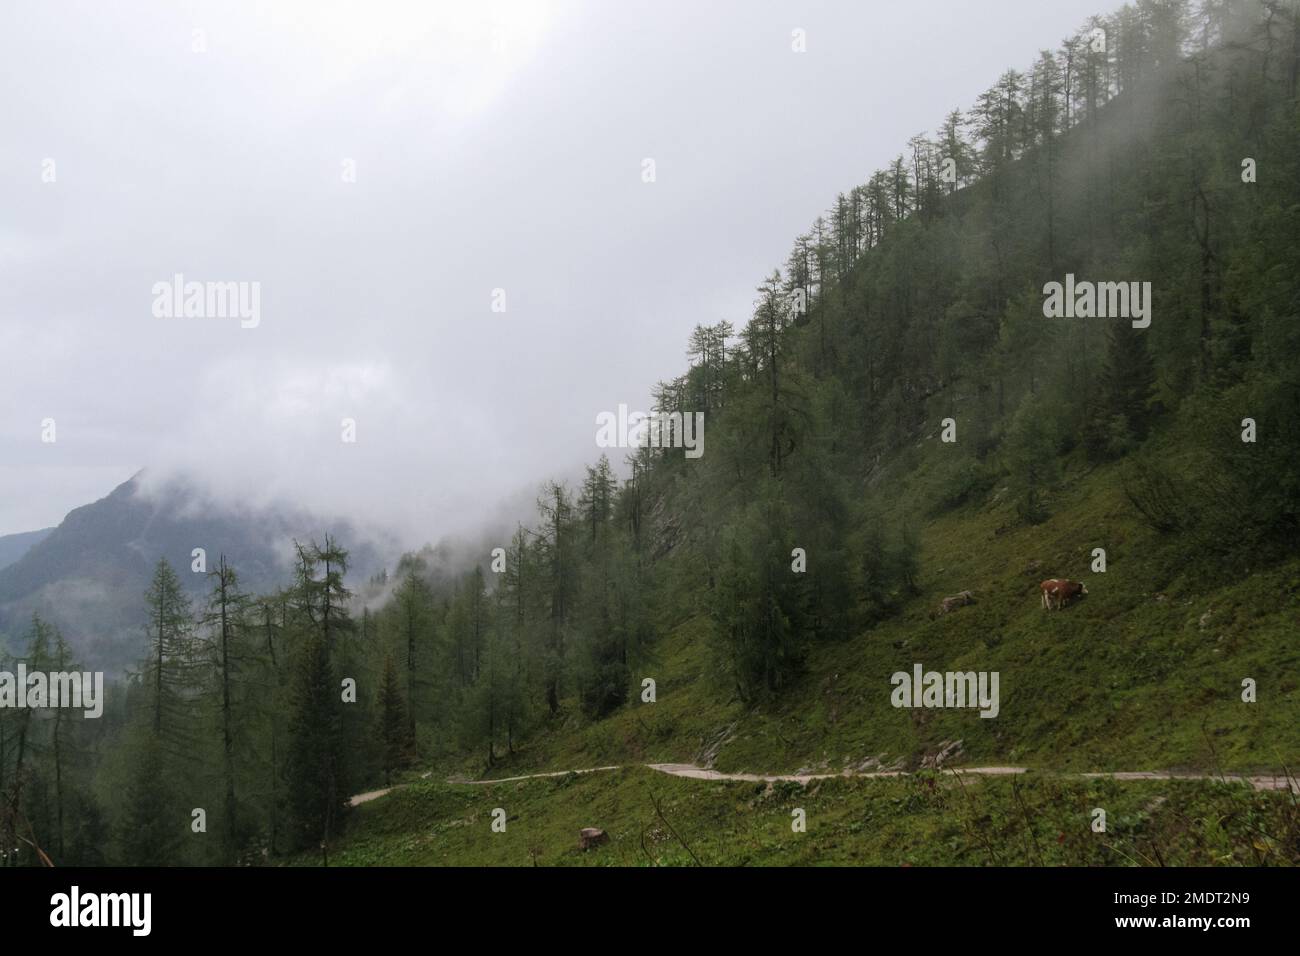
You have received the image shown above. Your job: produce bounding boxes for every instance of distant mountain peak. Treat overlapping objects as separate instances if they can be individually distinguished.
[0,471,391,672]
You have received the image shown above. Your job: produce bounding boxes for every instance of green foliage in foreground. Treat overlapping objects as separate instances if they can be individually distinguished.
[312,766,1300,867]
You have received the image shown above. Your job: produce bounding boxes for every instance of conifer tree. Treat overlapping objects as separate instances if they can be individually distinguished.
[200,555,251,864]
[285,632,345,855]
[393,566,431,738]
[142,558,194,739]
[375,654,411,785]
[120,729,183,866]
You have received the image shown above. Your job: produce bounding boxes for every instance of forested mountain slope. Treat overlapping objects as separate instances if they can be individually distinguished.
[398,0,1300,773]
[320,0,1300,865]
[3,0,1297,867]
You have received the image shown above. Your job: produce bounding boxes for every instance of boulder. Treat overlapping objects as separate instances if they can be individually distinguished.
[920,739,965,769]
[933,590,976,618]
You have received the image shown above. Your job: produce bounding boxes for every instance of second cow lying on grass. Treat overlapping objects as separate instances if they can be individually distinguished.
[1040,578,1087,611]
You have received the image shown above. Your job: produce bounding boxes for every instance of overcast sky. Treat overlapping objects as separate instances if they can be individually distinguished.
[0,0,1107,545]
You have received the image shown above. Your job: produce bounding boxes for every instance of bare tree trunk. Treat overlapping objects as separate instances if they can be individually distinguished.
[218,560,237,864]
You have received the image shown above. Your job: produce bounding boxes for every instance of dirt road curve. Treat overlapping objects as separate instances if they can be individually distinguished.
[454,765,622,786]
[350,788,393,806]
[644,763,1026,784]
[348,763,1298,806]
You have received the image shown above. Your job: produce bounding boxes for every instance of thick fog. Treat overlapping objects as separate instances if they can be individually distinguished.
[0,0,1104,546]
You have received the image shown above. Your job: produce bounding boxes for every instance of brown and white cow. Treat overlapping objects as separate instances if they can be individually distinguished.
[1039,578,1087,611]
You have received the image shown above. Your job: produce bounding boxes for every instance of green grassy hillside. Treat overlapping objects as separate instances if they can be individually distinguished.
[279,0,1300,866]
[321,767,1298,867]
[323,447,1299,867]
[449,454,1299,780]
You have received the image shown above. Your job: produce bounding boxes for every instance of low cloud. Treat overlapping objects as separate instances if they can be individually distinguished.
[0,0,1105,544]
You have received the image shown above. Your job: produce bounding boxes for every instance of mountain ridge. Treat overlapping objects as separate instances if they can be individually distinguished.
[0,471,392,672]
[0,527,54,571]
